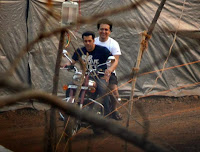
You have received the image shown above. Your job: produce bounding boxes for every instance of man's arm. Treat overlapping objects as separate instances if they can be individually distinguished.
[105,39,121,75]
[103,55,119,82]
[106,55,119,73]
[71,59,76,65]
[62,58,76,67]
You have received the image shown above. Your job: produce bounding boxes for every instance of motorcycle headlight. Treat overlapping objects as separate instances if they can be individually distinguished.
[88,80,97,88]
[72,72,83,85]
[88,79,97,93]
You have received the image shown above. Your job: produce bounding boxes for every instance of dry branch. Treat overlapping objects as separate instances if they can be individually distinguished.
[0,90,169,152]
[0,77,30,92]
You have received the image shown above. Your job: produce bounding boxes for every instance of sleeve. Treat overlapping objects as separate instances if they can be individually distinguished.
[110,40,121,55]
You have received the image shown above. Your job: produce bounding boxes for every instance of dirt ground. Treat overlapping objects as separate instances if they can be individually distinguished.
[0,96,200,152]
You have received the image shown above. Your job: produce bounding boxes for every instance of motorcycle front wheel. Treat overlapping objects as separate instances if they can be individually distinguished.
[91,103,105,135]
[64,116,79,141]
[60,96,80,141]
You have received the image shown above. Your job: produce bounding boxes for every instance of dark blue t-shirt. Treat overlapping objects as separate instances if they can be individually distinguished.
[72,45,112,71]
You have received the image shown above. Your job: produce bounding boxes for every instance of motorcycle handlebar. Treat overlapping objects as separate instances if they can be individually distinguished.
[64,65,75,70]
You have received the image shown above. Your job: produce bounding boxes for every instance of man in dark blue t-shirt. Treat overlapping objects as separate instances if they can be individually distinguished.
[72,42,111,74]
[70,31,116,116]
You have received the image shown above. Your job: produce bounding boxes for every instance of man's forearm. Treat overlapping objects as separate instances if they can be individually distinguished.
[108,55,119,73]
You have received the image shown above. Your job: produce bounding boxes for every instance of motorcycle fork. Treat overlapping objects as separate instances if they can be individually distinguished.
[80,75,89,108]
[69,89,75,103]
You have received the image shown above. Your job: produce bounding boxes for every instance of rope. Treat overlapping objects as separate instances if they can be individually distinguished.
[144,0,187,95]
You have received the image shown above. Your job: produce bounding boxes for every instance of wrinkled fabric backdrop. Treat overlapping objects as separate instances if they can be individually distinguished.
[0,0,199,111]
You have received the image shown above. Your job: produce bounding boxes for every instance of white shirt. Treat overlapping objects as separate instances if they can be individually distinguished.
[95,37,121,56]
[95,37,121,74]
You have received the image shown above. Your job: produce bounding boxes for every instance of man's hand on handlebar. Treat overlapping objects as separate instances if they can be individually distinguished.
[102,69,112,82]
[64,65,75,70]
[60,64,75,71]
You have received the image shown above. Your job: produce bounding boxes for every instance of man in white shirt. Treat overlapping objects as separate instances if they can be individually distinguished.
[95,19,122,120]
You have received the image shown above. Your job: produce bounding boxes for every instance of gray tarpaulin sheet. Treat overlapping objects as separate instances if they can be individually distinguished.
[0,0,199,111]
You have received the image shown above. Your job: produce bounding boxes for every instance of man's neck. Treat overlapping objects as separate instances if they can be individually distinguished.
[87,44,95,52]
[99,37,109,42]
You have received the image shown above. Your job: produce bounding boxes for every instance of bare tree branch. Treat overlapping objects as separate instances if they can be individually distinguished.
[0,77,30,92]
[0,90,169,152]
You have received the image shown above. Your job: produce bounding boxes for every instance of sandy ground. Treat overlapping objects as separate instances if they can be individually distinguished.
[0,96,200,152]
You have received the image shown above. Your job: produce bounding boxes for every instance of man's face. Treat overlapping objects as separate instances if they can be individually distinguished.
[83,35,95,52]
[98,24,111,41]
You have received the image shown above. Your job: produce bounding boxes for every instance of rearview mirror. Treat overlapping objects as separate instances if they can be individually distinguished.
[107,56,115,63]
[63,49,68,55]
[62,49,72,63]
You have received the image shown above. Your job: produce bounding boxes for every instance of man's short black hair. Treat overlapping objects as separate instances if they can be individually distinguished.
[97,18,112,32]
[82,31,95,39]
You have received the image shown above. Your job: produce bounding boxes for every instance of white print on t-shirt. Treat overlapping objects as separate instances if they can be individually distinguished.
[82,55,99,70]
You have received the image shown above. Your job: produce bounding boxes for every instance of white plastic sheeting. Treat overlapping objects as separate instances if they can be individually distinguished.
[0,0,200,111]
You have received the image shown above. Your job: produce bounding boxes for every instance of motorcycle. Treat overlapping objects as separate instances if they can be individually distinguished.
[59,50,115,140]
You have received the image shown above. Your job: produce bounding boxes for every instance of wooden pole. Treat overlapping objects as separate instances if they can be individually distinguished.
[45,30,65,152]
[125,0,167,151]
